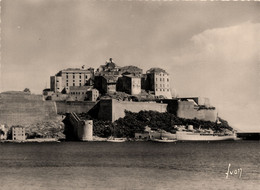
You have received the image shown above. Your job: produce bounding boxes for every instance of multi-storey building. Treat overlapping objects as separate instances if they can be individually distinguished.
[96,58,120,76]
[118,65,143,75]
[12,126,26,141]
[145,68,172,99]
[94,75,117,94]
[69,86,92,101]
[86,89,100,101]
[50,67,94,93]
[117,74,141,95]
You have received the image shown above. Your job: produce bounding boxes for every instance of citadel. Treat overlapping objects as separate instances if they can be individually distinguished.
[44,58,217,123]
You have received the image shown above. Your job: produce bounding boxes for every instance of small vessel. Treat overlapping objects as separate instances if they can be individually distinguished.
[151,137,177,143]
[107,137,126,142]
[150,130,177,143]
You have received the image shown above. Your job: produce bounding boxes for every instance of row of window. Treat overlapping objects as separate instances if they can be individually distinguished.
[66,74,88,79]
[156,89,170,92]
[156,84,169,87]
[155,78,169,82]
[71,92,87,95]
[156,73,168,76]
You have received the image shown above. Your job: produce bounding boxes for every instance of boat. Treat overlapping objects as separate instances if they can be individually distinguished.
[176,131,237,141]
[149,130,177,143]
[107,137,126,142]
[151,137,177,143]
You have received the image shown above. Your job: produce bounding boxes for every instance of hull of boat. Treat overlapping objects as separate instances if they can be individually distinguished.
[151,139,177,143]
[176,132,236,141]
[107,138,126,142]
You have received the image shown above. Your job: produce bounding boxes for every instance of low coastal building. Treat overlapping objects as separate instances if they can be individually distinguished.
[12,126,26,141]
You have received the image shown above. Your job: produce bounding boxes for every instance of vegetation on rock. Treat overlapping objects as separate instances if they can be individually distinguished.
[78,110,233,138]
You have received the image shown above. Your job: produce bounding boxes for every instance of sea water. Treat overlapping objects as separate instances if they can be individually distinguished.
[0,141,259,190]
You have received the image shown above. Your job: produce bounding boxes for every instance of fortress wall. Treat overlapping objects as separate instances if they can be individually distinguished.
[65,113,93,141]
[177,101,217,122]
[0,93,57,126]
[55,101,96,114]
[112,99,167,122]
[97,99,113,121]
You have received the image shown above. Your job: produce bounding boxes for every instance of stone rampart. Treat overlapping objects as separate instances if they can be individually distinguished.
[0,92,57,126]
[56,101,96,114]
[97,99,167,122]
[65,112,93,141]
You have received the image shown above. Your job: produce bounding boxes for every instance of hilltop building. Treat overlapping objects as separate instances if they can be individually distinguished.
[50,67,94,93]
[69,86,92,101]
[117,74,141,95]
[118,65,143,75]
[144,68,172,99]
[94,75,117,94]
[95,58,120,76]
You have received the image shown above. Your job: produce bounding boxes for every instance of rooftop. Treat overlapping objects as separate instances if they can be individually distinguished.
[146,67,168,74]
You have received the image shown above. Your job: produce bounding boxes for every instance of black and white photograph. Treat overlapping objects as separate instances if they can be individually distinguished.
[0,0,259,189]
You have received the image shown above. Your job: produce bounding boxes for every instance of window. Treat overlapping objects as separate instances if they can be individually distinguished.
[66,75,68,79]
[66,83,68,86]
[79,83,81,86]
[73,83,75,86]
[86,75,88,79]
[167,78,169,82]
[79,75,81,79]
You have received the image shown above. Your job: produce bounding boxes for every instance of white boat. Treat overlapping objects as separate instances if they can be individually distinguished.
[176,131,237,141]
[151,137,177,143]
[107,137,126,142]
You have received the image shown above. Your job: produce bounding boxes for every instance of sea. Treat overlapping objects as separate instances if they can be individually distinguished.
[0,141,259,190]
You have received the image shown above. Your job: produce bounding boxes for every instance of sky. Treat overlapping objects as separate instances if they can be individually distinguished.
[1,0,260,132]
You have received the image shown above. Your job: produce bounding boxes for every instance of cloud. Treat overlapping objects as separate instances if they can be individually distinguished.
[170,21,260,131]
